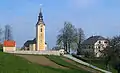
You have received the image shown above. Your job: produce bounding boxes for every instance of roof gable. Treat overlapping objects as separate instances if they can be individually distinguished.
[82,36,106,44]
[4,40,16,47]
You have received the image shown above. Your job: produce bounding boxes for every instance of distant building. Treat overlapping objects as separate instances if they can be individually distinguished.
[23,7,47,51]
[82,36,108,57]
[3,40,16,52]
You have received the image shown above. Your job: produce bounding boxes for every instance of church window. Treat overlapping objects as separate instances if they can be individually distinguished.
[41,28,42,32]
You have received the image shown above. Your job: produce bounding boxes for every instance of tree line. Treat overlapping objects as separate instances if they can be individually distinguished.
[56,21,120,73]
[56,22,85,54]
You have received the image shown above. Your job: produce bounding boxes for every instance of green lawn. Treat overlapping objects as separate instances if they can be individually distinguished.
[0,52,90,73]
[45,55,101,73]
[77,57,117,73]
[89,59,117,73]
[45,55,79,69]
[72,55,118,73]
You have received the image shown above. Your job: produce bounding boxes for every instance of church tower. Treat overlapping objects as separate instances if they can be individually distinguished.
[36,8,45,51]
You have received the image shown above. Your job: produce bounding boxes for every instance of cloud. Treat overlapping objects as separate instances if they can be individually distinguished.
[68,0,100,8]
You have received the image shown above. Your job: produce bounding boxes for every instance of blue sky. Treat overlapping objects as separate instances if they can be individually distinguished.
[0,0,120,48]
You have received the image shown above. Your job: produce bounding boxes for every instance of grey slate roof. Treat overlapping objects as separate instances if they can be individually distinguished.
[82,36,106,45]
[24,38,47,47]
[24,38,36,47]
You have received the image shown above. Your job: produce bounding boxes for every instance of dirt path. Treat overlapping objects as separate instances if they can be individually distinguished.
[61,57,102,73]
[16,54,68,69]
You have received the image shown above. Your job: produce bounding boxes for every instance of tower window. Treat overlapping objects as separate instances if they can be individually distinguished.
[41,28,42,32]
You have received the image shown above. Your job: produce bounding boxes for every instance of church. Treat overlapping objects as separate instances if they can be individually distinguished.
[23,8,47,51]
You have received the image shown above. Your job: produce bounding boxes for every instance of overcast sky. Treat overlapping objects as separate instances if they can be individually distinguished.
[0,0,120,48]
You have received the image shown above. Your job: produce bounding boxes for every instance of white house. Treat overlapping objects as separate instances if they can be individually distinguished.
[82,36,108,57]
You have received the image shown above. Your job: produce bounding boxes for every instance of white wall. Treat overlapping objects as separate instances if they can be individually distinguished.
[94,40,108,57]
[7,50,61,56]
[45,44,47,50]
[29,44,36,51]
[3,47,16,52]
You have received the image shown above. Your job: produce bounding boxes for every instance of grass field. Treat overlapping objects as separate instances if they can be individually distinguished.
[45,55,78,69]
[72,55,117,73]
[88,59,117,73]
[0,52,91,73]
[45,55,102,73]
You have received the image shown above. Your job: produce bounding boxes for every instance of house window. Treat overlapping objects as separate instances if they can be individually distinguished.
[98,46,100,49]
[88,45,91,49]
[83,45,86,49]
[91,45,94,49]
[41,28,42,32]
[98,41,101,44]
[104,41,107,43]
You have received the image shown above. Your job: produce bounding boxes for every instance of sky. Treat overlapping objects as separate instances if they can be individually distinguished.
[0,0,120,48]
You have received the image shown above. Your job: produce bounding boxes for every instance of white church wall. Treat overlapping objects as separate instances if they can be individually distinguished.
[29,44,36,51]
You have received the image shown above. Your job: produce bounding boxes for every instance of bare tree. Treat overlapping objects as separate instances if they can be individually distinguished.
[4,25,13,40]
[57,22,77,53]
[0,26,3,42]
[0,25,3,51]
[76,28,85,55]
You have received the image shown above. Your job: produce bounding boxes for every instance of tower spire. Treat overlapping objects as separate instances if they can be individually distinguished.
[38,5,43,21]
[37,4,45,25]
[40,4,42,13]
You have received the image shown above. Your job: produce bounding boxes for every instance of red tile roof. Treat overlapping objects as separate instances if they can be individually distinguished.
[3,40,16,47]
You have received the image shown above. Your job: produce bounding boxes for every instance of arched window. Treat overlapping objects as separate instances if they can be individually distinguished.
[41,28,42,32]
